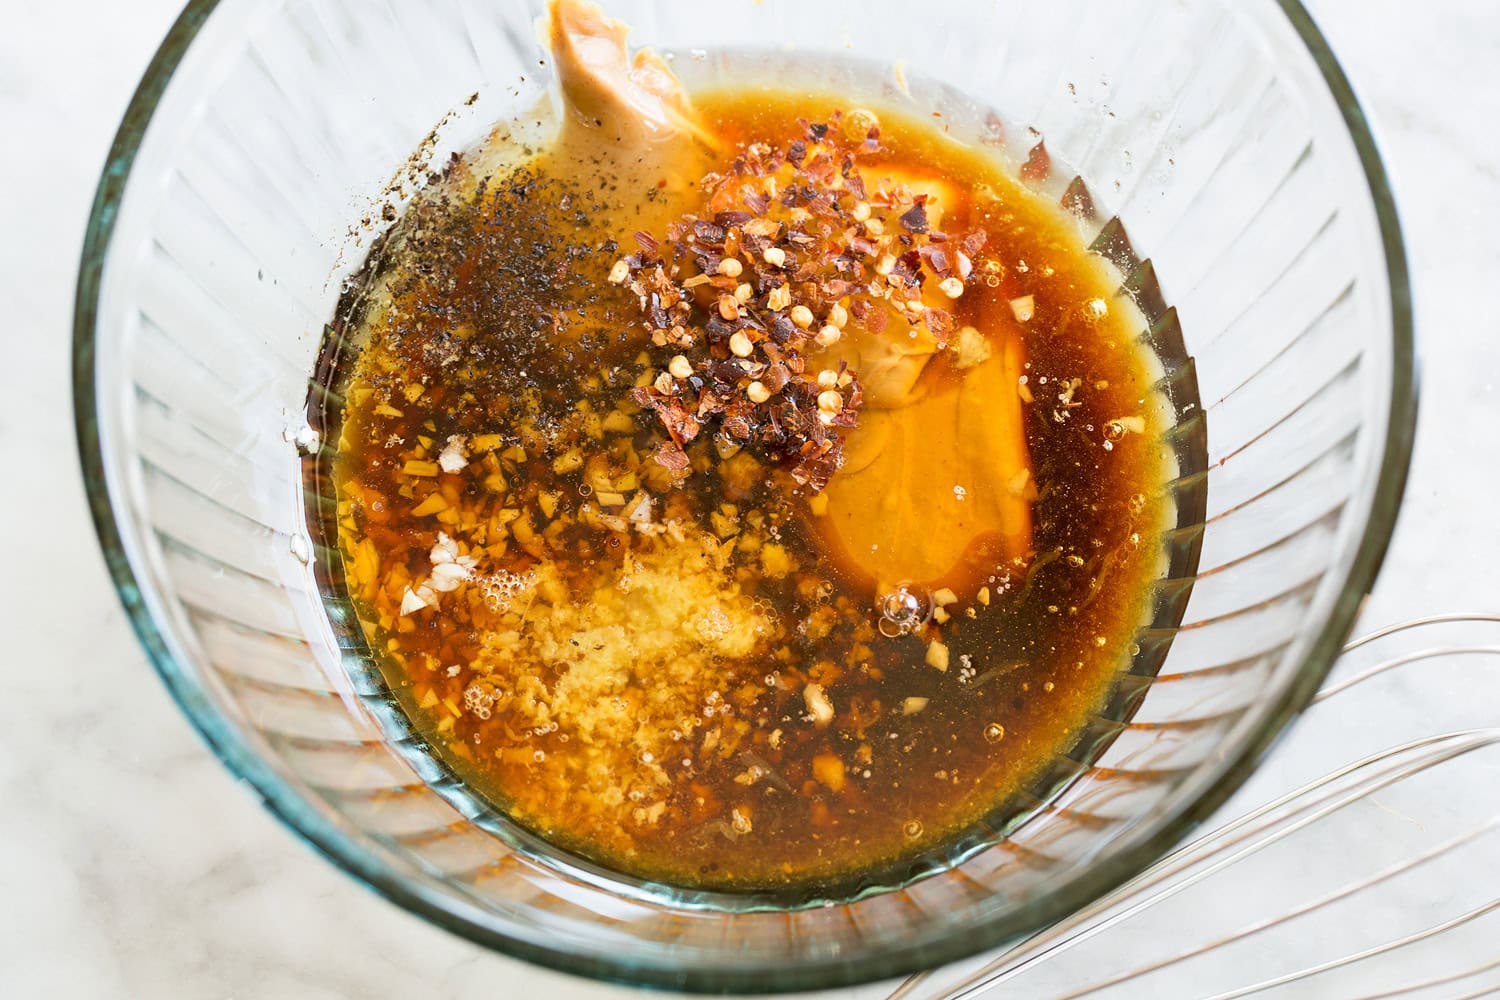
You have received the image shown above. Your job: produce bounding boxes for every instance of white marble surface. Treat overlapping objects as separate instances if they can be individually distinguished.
[1,1,1496,997]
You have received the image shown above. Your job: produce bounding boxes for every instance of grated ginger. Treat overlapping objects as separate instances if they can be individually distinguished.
[466,528,780,830]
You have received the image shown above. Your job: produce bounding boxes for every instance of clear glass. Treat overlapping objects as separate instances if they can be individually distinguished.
[74,0,1415,991]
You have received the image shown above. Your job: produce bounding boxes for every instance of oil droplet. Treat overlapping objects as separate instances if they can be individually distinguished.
[984,723,1005,744]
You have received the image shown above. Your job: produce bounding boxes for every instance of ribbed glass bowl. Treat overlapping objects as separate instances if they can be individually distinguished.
[74,0,1415,991]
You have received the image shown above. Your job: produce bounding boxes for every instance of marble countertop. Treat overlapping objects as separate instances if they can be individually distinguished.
[2,1,1496,997]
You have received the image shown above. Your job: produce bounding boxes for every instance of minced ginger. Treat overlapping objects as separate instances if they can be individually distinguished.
[469,532,777,821]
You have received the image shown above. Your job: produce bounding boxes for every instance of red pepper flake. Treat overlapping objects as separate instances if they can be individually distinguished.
[632,388,702,444]
[653,441,691,472]
[898,201,930,234]
[918,244,951,278]
[959,229,989,257]
[693,219,726,243]
[923,306,956,343]
[760,361,791,393]
[820,278,858,300]
[892,250,924,287]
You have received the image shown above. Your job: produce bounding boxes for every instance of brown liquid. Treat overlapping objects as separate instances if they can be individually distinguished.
[319,89,1179,894]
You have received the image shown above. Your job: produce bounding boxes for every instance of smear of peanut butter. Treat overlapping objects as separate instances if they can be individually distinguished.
[545,1,1032,594]
[812,166,1032,592]
[545,0,719,233]
[820,324,1033,592]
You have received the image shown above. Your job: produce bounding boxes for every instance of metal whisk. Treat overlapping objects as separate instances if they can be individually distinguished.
[887,614,1500,999]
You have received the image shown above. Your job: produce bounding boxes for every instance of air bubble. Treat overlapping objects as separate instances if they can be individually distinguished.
[902,819,924,839]
[693,606,733,643]
[476,568,538,613]
[877,584,931,638]
[984,723,1005,744]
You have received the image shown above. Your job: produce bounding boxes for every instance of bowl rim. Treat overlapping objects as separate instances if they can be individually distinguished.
[72,0,1418,991]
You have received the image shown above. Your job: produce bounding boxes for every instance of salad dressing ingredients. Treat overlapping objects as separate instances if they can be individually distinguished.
[316,0,1185,893]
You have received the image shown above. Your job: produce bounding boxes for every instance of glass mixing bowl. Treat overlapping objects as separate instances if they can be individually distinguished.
[74,0,1415,991]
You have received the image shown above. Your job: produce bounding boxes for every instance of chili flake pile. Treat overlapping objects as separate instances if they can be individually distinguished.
[613,115,990,490]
